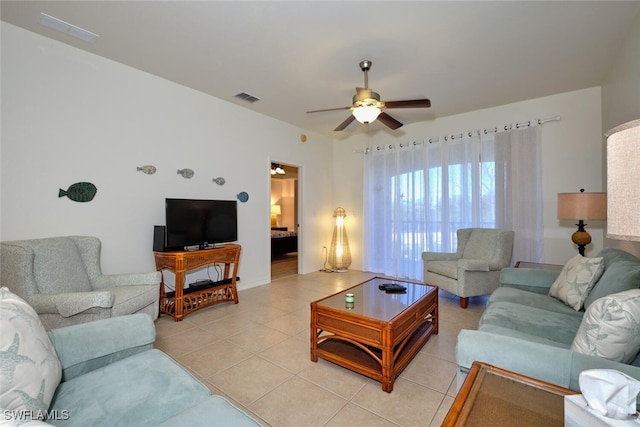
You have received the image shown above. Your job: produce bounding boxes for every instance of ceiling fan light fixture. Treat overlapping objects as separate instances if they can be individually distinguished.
[352,105,381,124]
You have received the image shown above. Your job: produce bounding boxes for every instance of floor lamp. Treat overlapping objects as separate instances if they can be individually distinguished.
[328,207,352,272]
[606,119,640,242]
[558,189,607,256]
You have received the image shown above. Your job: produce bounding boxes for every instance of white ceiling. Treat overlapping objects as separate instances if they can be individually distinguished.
[2,1,639,139]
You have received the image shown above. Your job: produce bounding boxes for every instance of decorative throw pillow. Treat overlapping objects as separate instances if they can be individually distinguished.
[549,254,604,311]
[0,287,62,421]
[571,289,640,364]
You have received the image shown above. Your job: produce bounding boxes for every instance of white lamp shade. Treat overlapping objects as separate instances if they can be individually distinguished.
[606,119,640,241]
[352,106,381,124]
[270,205,281,215]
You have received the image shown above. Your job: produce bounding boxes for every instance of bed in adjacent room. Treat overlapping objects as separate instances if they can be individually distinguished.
[271,228,297,259]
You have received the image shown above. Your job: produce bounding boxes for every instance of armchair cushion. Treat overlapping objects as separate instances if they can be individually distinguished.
[458,259,490,271]
[31,238,92,294]
[571,289,640,364]
[549,254,604,311]
[28,292,114,317]
[0,288,61,418]
[93,271,162,289]
[426,260,458,278]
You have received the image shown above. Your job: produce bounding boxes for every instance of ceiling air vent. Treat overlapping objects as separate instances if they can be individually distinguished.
[39,13,99,43]
[234,92,260,103]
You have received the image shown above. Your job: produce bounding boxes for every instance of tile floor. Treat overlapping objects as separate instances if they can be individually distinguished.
[154,270,488,427]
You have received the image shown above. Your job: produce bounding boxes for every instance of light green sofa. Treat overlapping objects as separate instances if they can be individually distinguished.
[0,305,262,426]
[48,314,261,426]
[455,247,640,391]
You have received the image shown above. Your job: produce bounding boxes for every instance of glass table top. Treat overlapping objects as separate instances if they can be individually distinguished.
[314,277,435,322]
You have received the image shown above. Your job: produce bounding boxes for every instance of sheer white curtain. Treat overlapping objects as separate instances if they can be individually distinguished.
[363,126,542,280]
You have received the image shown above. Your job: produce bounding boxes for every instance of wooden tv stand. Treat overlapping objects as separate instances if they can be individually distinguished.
[154,244,241,321]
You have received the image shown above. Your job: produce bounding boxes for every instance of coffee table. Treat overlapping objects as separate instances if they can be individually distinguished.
[310,277,438,392]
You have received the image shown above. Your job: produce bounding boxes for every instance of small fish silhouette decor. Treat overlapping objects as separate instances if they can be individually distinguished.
[237,192,249,203]
[137,165,157,175]
[59,182,97,203]
[213,177,225,186]
[177,168,194,179]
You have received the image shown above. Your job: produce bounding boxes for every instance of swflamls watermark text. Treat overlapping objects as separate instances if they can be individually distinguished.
[3,409,70,421]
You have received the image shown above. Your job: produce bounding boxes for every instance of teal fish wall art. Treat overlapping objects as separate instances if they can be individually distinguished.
[59,182,97,202]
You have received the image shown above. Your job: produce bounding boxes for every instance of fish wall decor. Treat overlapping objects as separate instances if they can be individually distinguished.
[237,192,249,203]
[177,168,194,179]
[137,165,157,175]
[59,182,97,202]
[213,177,225,185]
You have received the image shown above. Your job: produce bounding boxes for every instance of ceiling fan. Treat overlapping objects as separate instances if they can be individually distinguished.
[306,60,431,131]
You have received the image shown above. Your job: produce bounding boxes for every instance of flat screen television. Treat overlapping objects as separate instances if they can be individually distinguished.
[165,198,237,250]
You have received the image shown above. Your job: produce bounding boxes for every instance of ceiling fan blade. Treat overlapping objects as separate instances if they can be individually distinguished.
[377,112,403,130]
[334,115,356,131]
[384,99,431,109]
[307,106,351,114]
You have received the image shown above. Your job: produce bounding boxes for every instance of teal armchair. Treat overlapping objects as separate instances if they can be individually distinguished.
[1,236,161,329]
[422,228,515,308]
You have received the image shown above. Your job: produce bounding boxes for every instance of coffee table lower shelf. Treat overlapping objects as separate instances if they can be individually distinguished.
[312,316,437,392]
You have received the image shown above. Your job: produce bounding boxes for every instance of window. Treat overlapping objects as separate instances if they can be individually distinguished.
[364,127,542,280]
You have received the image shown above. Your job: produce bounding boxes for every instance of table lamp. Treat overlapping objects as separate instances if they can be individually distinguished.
[558,189,607,256]
[270,204,281,227]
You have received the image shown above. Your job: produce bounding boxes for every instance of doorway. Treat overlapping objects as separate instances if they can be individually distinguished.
[270,162,299,280]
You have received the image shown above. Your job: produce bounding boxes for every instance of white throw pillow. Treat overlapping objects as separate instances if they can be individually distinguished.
[0,287,62,421]
[549,254,604,311]
[571,289,640,364]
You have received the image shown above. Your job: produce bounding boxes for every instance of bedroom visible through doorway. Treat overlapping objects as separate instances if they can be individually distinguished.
[270,162,299,280]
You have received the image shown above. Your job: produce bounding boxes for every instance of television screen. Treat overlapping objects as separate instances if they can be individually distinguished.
[165,198,237,250]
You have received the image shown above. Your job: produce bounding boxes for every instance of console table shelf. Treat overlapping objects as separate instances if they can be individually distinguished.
[154,244,241,321]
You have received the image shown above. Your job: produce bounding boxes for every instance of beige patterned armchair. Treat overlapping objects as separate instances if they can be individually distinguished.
[422,228,515,308]
[1,236,161,329]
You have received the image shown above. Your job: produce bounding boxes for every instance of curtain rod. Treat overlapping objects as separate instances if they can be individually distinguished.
[354,115,561,153]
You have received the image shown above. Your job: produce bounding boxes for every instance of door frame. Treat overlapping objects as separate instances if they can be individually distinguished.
[269,159,302,278]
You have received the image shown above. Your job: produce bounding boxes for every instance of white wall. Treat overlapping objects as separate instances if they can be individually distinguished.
[601,10,640,257]
[334,87,605,266]
[1,23,335,289]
